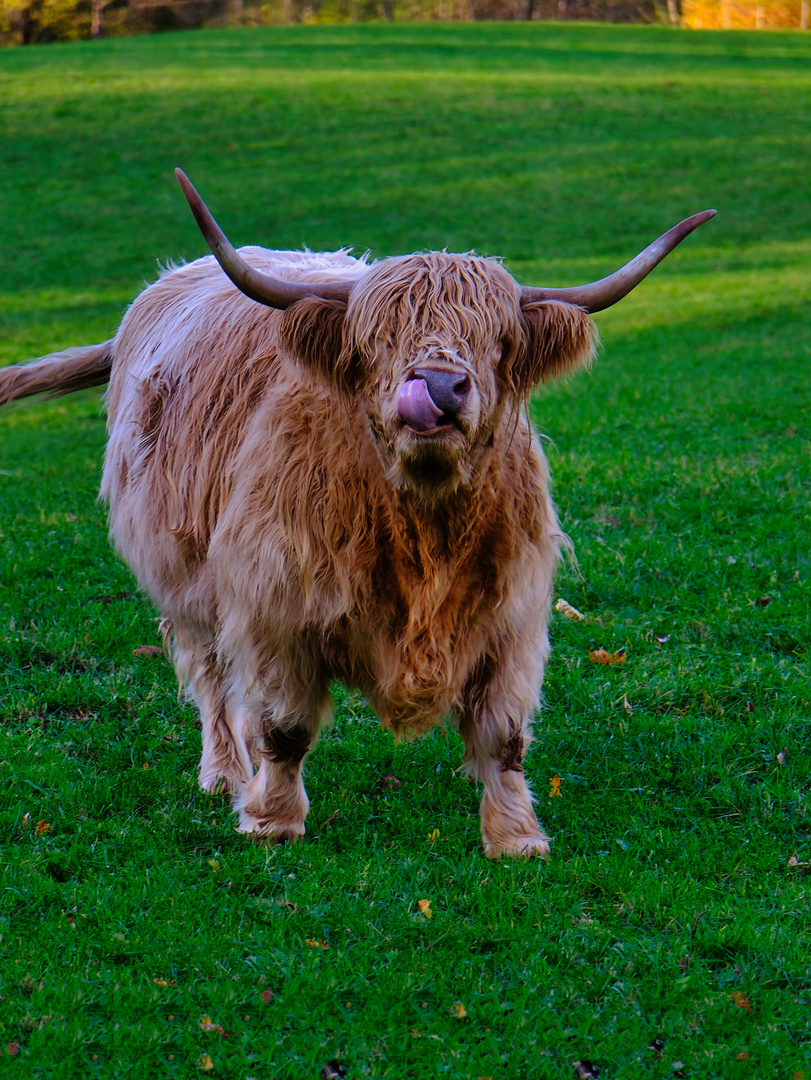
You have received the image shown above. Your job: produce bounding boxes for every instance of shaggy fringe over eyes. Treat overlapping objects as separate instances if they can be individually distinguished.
[345,253,526,370]
[516,300,599,391]
[278,259,597,408]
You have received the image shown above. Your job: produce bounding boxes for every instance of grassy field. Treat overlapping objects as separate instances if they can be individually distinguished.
[1,22,810,1080]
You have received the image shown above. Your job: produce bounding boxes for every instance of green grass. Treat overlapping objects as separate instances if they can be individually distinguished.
[1,22,810,1080]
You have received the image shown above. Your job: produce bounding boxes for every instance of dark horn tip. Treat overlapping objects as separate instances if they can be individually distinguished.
[175,168,198,207]
[681,208,717,238]
[174,169,208,220]
[173,169,229,259]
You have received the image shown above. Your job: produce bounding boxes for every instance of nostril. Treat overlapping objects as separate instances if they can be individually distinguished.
[453,373,471,399]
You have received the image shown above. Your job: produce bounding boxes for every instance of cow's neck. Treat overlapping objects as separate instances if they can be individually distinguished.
[389,484,480,569]
[380,436,514,613]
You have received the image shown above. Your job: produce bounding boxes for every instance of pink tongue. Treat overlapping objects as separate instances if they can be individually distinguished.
[397,378,443,431]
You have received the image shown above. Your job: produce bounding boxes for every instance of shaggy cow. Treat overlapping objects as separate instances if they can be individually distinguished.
[0,172,714,857]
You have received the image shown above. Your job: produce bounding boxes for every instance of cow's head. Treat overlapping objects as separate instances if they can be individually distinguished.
[175,170,715,495]
[277,253,596,494]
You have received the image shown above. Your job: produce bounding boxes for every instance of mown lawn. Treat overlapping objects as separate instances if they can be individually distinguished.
[0,21,809,1080]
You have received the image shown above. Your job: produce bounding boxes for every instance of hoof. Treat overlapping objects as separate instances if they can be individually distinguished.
[483,834,551,860]
[199,773,234,795]
[236,812,306,845]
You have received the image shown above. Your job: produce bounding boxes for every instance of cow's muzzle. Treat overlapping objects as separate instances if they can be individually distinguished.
[397,368,472,433]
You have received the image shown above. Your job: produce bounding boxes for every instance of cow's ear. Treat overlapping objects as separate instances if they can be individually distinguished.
[279,298,360,393]
[514,301,598,391]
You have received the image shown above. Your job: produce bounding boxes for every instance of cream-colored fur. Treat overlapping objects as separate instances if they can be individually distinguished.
[0,245,597,857]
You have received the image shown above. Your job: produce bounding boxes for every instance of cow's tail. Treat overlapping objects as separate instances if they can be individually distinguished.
[0,340,114,407]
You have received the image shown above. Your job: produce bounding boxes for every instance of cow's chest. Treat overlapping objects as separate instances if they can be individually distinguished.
[322,541,499,736]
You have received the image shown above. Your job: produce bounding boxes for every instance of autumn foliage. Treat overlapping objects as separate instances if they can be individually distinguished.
[682,0,809,27]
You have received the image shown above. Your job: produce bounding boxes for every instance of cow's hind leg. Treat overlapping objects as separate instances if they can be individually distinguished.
[231,674,332,844]
[459,659,550,860]
[168,621,252,795]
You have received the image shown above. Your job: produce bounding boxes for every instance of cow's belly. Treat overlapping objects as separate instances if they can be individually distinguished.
[322,616,485,737]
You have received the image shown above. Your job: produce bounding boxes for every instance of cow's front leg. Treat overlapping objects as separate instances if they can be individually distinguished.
[459,664,550,860]
[231,682,332,845]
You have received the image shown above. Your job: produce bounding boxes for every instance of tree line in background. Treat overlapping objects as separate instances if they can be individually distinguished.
[0,0,807,46]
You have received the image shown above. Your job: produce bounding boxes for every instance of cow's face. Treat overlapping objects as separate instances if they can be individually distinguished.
[367,330,502,494]
[280,253,597,497]
[348,254,522,495]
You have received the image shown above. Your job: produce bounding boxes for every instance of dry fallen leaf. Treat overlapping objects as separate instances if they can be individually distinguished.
[623,693,633,715]
[196,1054,215,1071]
[737,1053,751,1060]
[555,598,585,621]
[647,1038,664,1060]
[754,595,773,608]
[152,978,175,987]
[731,991,753,1010]
[777,749,787,766]
[549,775,562,798]
[454,1002,468,1019]
[260,989,274,1004]
[199,1016,227,1036]
[427,828,440,842]
[275,899,300,914]
[321,1060,347,1079]
[6,1042,20,1058]
[94,590,135,605]
[133,645,164,658]
[35,820,51,837]
[691,910,707,939]
[21,813,30,828]
[417,899,433,919]
[376,774,401,790]
[305,939,329,949]
[588,648,626,666]
[572,1060,600,1079]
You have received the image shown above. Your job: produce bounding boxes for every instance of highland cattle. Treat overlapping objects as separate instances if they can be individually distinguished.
[0,171,714,856]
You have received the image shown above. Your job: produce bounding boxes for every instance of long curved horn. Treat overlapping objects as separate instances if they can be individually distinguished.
[520,209,716,313]
[175,169,358,308]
